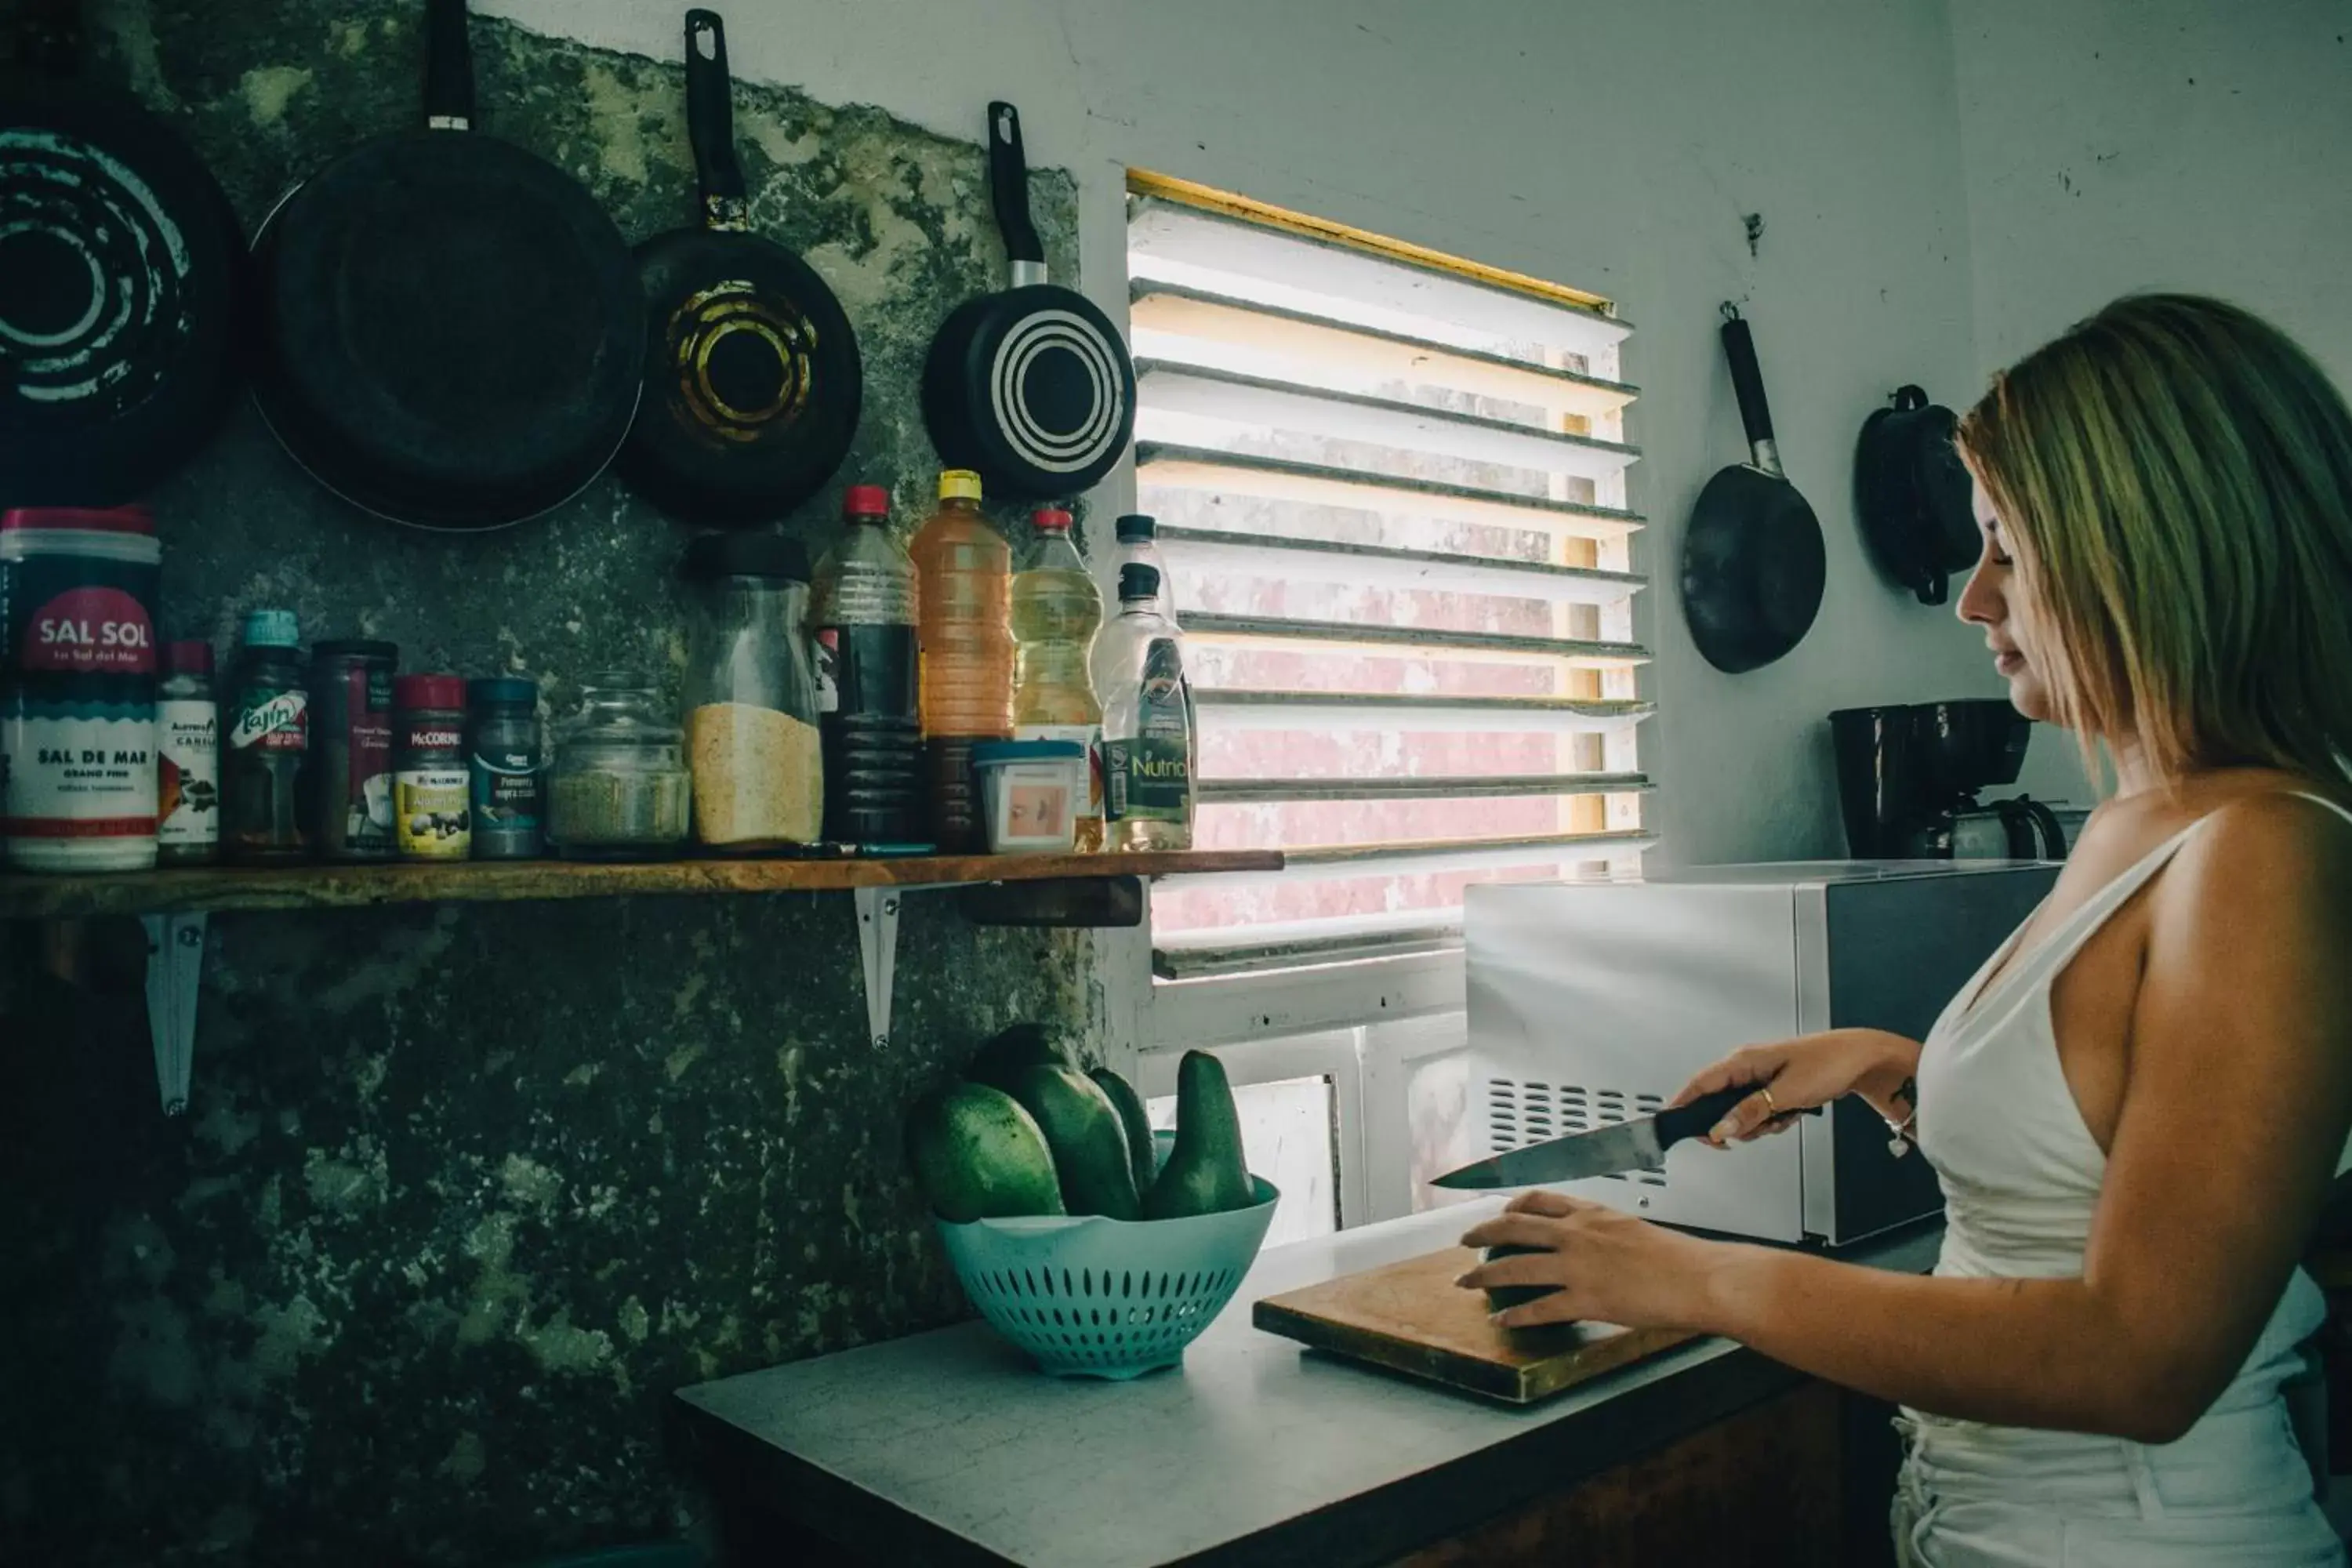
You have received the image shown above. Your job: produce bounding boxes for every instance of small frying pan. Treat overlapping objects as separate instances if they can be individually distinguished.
[251,0,642,531]
[922,102,1134,501]
[0,0,246,506]
[1855,384,1976,605]
[615,9,862,527]
[1681,304,1826,673]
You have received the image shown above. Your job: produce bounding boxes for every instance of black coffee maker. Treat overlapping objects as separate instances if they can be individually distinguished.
[1831,700,2068,860]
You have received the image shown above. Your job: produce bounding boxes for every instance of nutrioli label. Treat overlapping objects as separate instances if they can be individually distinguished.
[1,697,158,840]
[230,690,308,752]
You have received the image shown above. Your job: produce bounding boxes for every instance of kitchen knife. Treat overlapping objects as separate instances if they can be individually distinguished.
[1429,1085,1753,1190]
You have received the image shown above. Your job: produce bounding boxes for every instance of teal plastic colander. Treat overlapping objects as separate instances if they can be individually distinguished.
[936,1176,1279,1379]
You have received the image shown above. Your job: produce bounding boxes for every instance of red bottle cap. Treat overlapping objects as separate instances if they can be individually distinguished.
[843,485,890,519]
[1032,508,1073,531]
[1,504,155,536]
[163,640,214,676]
[393,673,466,711]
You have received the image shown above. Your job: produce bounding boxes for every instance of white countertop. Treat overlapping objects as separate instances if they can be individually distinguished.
[678,1204,1944,1568]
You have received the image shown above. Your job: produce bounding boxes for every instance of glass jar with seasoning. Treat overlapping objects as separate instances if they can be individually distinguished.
[681,532,823,852]
[467,677,544,860]
[547,673,691,860]
[307,639,398,862]
[392,673,470,861]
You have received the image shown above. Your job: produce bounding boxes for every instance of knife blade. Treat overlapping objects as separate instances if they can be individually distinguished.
[1429,1084,1752,1190]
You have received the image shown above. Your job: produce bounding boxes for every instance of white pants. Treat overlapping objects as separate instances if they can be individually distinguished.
[1891,1406,2344,1568]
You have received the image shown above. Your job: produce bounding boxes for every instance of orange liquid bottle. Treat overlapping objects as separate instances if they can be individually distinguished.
[909,469,1014,851]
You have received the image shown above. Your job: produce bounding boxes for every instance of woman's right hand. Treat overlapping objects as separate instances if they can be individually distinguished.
[1668,1028,1920,1146]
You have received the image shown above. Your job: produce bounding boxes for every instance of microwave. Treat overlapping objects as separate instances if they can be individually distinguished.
[1463,861,2058,1247]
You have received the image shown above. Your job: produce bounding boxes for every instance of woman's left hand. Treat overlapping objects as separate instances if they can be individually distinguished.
[1456,1190,1733,1331]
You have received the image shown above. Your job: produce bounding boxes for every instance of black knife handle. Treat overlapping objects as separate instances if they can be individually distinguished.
[1650,1085,1757,1152]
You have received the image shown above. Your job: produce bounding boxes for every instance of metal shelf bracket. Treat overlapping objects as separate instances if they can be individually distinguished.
[853,887,901,1050]
[140,912,206,1116]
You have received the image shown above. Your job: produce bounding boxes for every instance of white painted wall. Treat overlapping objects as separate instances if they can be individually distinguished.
[1953,0,2352,805]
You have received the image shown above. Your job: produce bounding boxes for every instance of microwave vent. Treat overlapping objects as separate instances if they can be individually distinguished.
[1483,1077,1668,1188]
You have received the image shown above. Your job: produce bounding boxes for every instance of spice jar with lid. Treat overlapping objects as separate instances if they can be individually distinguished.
[681,532,823,851]
[393,673,470,860]
[467,677,544,860]
[307,638,398,862]
[547,673,691,860]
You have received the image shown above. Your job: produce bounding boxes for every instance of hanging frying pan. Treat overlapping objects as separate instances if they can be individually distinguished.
[615,10,862,526]
[1681,304,1826,673]
[921,101,1134,501]
[250,0,642,532]
[1855,384,1977,605]
[0,0,246,506]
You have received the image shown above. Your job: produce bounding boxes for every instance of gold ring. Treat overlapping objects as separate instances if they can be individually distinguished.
[1759,1086,1778,1116]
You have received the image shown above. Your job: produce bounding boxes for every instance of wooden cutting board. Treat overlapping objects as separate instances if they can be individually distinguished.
[1253,1247,1697,1403]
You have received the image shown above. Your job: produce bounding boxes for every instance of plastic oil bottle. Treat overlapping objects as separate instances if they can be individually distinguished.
[813,485,927,850]
[1092,562,1195,851]
[1011,507,1105,851]
[909,469,1013,852]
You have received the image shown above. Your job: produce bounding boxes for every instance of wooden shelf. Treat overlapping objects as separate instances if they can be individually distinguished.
[0,850,1283,923]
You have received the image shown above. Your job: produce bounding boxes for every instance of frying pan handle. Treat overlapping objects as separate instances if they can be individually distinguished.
[422,0,475,132]
[1720,306,1782,477]
[988,101,1049,281]
[684,9,749,221]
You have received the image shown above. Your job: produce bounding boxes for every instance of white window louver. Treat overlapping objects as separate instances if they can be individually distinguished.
[1124,180,1653,978]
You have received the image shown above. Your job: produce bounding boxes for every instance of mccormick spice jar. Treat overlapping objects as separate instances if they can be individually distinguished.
[223,610,308,863]
[392,674,470,860]
[156,640,219,866]
[307,639,398,862]
[0,506,162,873]
[466,677,543,860]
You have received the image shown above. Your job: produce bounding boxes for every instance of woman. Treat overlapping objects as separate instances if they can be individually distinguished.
[1457,293,2352,1566]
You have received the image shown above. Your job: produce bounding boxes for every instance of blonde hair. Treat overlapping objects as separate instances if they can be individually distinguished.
[1957,294,2352,789]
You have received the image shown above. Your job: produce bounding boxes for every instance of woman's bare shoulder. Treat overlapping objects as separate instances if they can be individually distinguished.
[2160,778,2352,936]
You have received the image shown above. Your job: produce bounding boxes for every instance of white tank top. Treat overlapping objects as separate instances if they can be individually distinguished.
[1901,791,2352,1547]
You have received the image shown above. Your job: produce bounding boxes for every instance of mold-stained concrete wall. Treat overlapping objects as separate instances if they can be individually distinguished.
[0,4,1086,1563]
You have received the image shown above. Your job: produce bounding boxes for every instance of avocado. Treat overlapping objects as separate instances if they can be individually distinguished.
[904,1083,1065,1222]
[1009,1065,1142,1220]
[1144,1050,1257,1219]
[1481,1243,1563,1314]
[1087,1065,1158,1199]
[967,1022,1071,1094]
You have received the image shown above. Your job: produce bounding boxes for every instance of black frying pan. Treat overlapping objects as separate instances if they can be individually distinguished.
[615,10,862,527]
[250,0,642,532]
[1855,384,1976,605]
[921,102,1134,501]
[0,0,246,506]
[1681,305,1826,673]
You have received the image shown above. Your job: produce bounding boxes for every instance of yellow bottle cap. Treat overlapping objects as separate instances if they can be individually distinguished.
[938,469,982,502]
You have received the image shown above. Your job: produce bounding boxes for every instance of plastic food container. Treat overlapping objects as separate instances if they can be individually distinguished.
[971,739,1086,853]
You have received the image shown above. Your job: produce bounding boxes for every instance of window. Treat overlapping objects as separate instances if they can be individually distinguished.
[1104,176,1652,1240]
[1122,175,1653,980]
